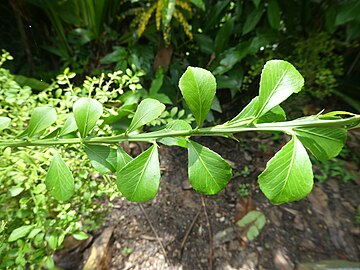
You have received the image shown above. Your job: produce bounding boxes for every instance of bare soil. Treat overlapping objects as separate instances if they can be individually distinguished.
[104,134,360,270]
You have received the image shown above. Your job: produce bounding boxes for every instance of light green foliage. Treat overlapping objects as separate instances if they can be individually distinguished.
[179,66,216,126]
[258,137,313,204]
[46,152,75,201]
[188,141,232,194]
[27,107,57,138]
[117,145,160,202]
[236,210,266,241]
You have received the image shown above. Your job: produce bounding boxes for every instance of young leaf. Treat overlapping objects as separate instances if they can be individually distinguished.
[58,114,78,137]
[256,105,286,123]
[127,98,166,133]
[27,107,57,138]
[257,60,304,118]
[73,98,103,138]
[236,210,266,241]
[117,145,160,202]
[267,0,281,30]
[229,96,259,124]
[8,225,34,242]
[116,147,133,170]
[0,117,11,131]
[179,67,216,126]
[46,152,75,201]
[258,136,313,204]
[85,145,117,174]
[294,128,347,161]
[188,141,232,194]
[158,120,192,148]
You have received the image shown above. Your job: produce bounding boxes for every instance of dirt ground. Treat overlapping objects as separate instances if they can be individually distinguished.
[101,134,360,270]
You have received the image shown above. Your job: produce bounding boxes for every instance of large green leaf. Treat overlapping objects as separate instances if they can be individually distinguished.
[27,107,57,138]
[294,128,347,161]
[45,152,75,201]
[179,67,216,126]
[117,145,160,202]
[267,0,281,30]
[85,145,117,174]
[8,225,34,242]
[257,60,304,118]
[127,98,166,133]
[73,98,103,138]
[0,117,11,131]
[188,141,232,194]
[258,136,313,204]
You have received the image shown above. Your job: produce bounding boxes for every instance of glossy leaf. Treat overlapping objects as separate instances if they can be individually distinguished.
[179,67,216,126]
[127,98,166,133]
[236,210,266,241]
[46,152,75,201]
[257,60,304,118]
[117,145,160,202]
[267,0,281,30]
[116,147,133,170]
[294,128,347,161]
[8,225,34,242]
[85,145,117,174]
[242,6,264,35]
[188,141,232,194]
[58,114,77,137]
[258,136,313,204]
[190,0,205,11]
[27,107,57,138]
[73,98,103,138]
[0,117,11,131]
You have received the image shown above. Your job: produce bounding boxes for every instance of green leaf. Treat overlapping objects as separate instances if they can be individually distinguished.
[214,18,234,54]
[188,141,232,194]
[158,120,192,148]
[267,0,281,30]
[229,96,259,123]
[258,136,313,204]
[45,152,75,201]
[190,0,205,11]
[257,60,304,118]
[0,117,11,131]
[8,225,34,242]
[117,145,160,202]
[14,75,50,91]
[85,145,117,174]
[116,147,133,170]
[242,6,264,35]
[162,0,176,27]
[27,107,57,138]
[27,228,42,239]
[72,232,89,240]
[47,232,58,250]
[73,98,103,138]
[236,210,266,241]
[335,0,360,26]
[256,105,286,123]
[58,114,78,137]
[9,186,24,197]
[179,67,216,126]
[127,98,166,133]
[294,128,347,161]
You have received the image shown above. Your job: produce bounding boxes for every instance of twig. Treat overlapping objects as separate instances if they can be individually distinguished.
[138,203,168,262]
[180,208,201,258]
[201,196,213,270]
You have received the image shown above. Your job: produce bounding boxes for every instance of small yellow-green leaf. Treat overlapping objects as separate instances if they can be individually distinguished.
[0,117,10,131]
[8,225,34,242]
[73,98,103,138]
[45,152,75,201]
